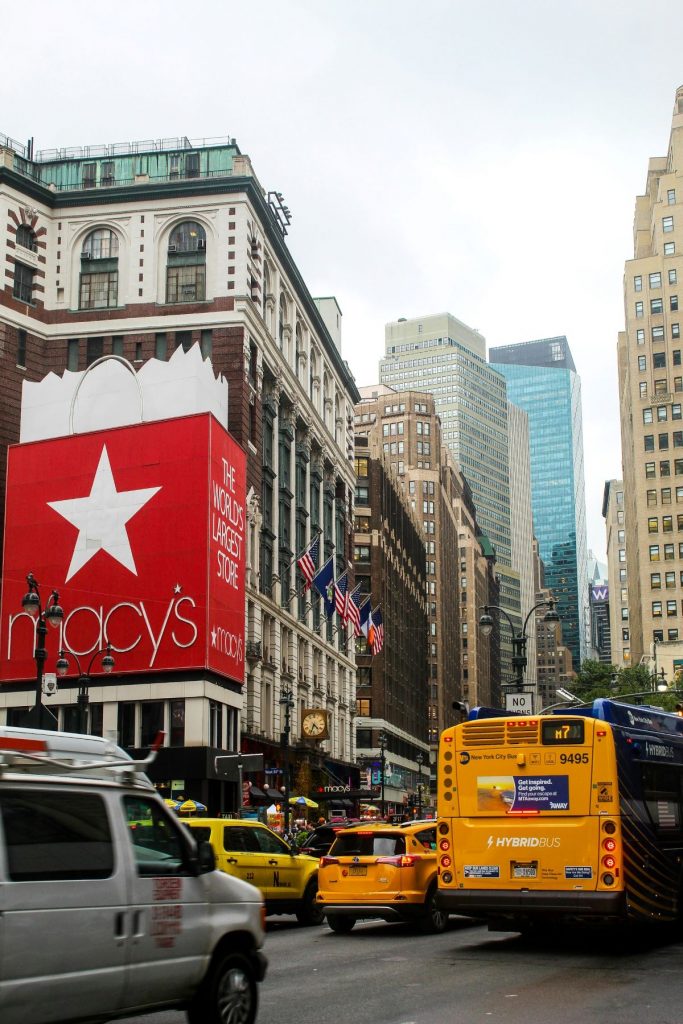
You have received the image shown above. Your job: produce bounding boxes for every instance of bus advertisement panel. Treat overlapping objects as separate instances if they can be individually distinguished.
[435,700,683,931]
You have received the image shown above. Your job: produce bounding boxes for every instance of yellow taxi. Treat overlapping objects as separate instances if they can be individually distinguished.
[184,818,323,925]
[316,820,448,933]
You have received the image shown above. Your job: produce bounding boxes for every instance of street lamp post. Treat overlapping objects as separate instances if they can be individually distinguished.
[21,573,64,729]
[56,644,115,734]
[279,687,294,834]
[378,730,387,818]
[416,752,424,818]
[479,599,560,694]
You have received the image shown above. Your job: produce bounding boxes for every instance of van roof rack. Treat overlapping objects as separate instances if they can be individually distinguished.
[0,726,164,787]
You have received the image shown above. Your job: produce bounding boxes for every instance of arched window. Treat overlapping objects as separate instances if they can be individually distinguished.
[166,221,206,303]
[279,293,289,348]
[16,224,37,252]
[79,228,119,309]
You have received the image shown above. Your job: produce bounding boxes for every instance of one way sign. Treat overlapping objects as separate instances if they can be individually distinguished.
[505,692,534,715]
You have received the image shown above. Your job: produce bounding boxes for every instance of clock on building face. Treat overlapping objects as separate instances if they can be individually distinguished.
[301,709,328,740]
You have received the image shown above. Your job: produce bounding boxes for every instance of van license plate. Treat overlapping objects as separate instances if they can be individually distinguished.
[349,866,367,876]
[512,863,537,879]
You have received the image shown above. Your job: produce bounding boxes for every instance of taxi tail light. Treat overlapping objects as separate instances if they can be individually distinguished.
[320,857,338,867]
[376,855,419,867]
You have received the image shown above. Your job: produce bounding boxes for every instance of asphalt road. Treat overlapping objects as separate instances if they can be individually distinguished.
[120,914,683,1024]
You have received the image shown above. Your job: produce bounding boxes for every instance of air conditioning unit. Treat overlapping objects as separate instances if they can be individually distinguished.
[81,251,91,259]
[168,244,177,253]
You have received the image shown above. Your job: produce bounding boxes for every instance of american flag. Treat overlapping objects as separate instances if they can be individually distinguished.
[370,607,384,655]
[348,584,363,636]
[297,534,320,590]
[334,570,350,622]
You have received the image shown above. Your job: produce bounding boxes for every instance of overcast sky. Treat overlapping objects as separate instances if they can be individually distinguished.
[6,0,683,559]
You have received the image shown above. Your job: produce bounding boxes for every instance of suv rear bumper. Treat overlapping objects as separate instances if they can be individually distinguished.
[436,888,625,919]
[322,903,422,923]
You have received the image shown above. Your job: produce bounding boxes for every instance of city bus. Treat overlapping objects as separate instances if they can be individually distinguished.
[436,699,683,931]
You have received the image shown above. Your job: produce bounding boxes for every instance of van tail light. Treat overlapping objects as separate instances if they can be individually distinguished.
[320,857,338,867]
[376,855,419,867]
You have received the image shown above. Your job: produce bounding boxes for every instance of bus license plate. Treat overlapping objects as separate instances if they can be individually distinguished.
[512,862,537,879]
[349,866,367,876]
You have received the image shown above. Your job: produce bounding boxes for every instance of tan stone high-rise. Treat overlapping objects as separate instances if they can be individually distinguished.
[618,86,683,665]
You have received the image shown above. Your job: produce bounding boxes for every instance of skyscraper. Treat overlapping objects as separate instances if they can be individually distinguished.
[379,313,521,683]
[617,86,683,665]
[490,336,589,670]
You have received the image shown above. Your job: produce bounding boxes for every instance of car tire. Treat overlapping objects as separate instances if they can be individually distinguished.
[327,914,355,934]
[296,879,325,926]
[418,885,448,934]
[188,951,258,1024]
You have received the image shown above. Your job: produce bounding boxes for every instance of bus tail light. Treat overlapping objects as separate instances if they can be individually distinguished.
[441,871,453,884]
[602,820,617,836]
[602,855,616,870]
[438,822,449,835]
[602,838,616,852]
[439,839,450,851]
[440,855,452,868]
[601,873,616,886]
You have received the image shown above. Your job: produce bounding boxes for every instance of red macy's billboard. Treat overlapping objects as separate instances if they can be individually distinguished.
[0,413,246,684]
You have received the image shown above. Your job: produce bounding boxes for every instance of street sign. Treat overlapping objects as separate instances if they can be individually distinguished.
[215,753,264,780]
[505,692,534,715]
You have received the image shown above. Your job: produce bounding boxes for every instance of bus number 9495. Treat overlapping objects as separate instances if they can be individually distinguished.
[560,752,589,764]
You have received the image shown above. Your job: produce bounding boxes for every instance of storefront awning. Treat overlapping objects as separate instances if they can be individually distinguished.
[248,784,267,801]
[264,786,284,802]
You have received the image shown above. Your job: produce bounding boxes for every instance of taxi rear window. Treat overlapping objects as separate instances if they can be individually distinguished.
[331,832,406,857]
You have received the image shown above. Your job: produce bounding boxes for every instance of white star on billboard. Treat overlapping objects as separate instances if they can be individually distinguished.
[48,445,161,582]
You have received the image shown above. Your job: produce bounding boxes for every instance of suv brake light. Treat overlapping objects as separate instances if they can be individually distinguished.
[376,855,419,867]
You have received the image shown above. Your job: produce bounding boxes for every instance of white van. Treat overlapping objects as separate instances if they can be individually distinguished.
[0,726,267,1024]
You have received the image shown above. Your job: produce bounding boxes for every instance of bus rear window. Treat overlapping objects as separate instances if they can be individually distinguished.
[542,719,585,745]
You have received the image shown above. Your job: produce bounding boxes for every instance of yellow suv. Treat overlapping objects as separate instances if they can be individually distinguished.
[185,818,323,925]
[317,821,448,934]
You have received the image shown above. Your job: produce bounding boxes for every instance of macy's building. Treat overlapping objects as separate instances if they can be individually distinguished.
[0,132,361,811]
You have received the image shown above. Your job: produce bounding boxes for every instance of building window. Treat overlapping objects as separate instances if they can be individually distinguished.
[79,229,119,309]
[652,601,663,617]
[175,331,192,352]
[658,406,668,421]
[649,272,662,288]
[643,408,653,424]
[666,571,676,587]
[634,275,643,291]
[664,543,675,559]
[155,333,167,360]
[653,326,665,341]
[652,298,664,315]
[166,221,206,303]
[655,379,669,394]
[16,328,26,367]
[650,545,660,561]
[667,600,678,616]
[668,189,676,205]
[662,460,672,476]
[638,355,647,371]
[644,435,654,451]
[665,242,676,256]
[635,301,644,318]
[637,329,645,344]
[82,162,97,188]
[640,382,648,397]
[648,517,659,533]
[111,335,124,356]
[200,329,212,359]
[67,339,79,371]
[672,296,679,311]
[670,269,678,285]
[663,515,674,532]
[654,352,667,369]
[651,573,662,589]
[647,489,658,506]
[663,216,674,233]
[86,337,103,366]
[13,262,34,304]
[674,325,681,339]
[663,486,672,502]
[645,462,656,477]
[16,224,37,252]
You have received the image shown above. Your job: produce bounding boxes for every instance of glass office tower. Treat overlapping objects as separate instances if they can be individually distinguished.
[490,337,589,670]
